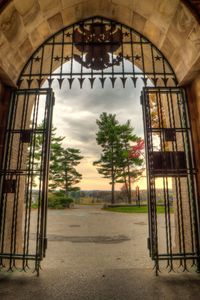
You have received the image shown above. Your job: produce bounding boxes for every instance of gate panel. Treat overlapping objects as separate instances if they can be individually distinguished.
[0,89,54,274]
[141,87,200,273]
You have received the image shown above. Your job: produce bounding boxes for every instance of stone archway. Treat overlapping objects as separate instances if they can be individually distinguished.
[0,14,199,275]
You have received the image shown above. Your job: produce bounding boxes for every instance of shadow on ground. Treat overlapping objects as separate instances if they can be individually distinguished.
[0,268,200,300]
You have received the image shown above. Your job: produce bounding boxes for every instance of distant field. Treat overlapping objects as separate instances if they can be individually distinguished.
[103,205,173,214]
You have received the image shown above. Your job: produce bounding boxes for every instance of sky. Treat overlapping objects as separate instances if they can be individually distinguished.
[42,60,150,190]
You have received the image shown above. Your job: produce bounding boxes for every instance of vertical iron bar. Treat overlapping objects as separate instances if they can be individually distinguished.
[43,91,54,258]
[120,23,125,87]
[157,91,171,270]
[49,35,56,87]
[38,46,45,86]
[140,36,146,85]
[69,25,74,88]
[60,30,65,84]
[141,91,152,257]
[165,91,175,271]
[34,93,45,274]
[150,45,156,87]
[130,27,136,82]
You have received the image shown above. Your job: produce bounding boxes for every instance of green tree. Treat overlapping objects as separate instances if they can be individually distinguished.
[94,113,144,204]
[34,123,83,196]
[49,146,83,196]
[116,121,143,203]
[93,113,124,204]
[32,124,65,187]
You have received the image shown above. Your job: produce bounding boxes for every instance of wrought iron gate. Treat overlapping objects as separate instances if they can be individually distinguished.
[141,87,200,273]
[0,89,54,274]
[0,17,199,275]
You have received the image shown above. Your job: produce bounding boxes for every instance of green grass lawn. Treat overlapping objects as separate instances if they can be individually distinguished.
[103,205,173,214]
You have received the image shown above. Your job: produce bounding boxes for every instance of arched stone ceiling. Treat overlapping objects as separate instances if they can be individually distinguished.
[0,0,200,86]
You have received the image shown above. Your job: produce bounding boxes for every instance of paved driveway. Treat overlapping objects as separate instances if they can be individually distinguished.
[44,204,152,271]
[0,205,200,300]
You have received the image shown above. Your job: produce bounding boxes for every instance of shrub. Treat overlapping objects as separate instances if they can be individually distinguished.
[31,191,74,209]
[31,200,38,209]
[48,192,74,209]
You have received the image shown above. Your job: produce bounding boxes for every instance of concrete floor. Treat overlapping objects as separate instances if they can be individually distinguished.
[0,205,200,300]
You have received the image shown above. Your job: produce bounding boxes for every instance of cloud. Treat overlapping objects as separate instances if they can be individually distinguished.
[45,60,149,190]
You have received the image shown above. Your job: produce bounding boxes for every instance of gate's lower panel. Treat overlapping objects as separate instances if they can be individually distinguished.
[149,176,200,273]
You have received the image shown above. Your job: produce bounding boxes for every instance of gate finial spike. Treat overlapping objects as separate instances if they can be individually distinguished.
[109,77,117,88]
[68,78,74,89]
[151,77,158,87]
[162,77,169,87]
[142,77,148,86]
[120,77,127,88]
[57,78,64,89]
[131,77,138,87]
[99,77,106,88]
[37,78,43,88]
[89,78,96,89]
[78,78,85,89]
[27,79,33,88]
[48,78,54,87]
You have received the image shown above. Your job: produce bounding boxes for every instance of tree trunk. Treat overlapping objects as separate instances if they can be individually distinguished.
[127,167,132,204]
[123,167,129,203]
[65,168,68,197]
[111,145,115,204]
[126,157,132,204]
[111,180,115,204]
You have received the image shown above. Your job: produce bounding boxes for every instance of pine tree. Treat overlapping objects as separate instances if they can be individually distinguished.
[34,123,83,195]
[93,113,122,204]
[49,146,83,196]
[94,113,144,204]
[116,120,141,203]
[117,134,144,203]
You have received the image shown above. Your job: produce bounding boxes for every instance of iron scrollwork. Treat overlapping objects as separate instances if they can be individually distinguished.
[73,23,123,70]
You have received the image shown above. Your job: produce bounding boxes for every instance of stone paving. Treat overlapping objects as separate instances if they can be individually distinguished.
[0,204,200,300]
